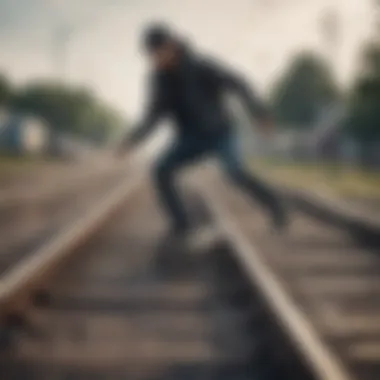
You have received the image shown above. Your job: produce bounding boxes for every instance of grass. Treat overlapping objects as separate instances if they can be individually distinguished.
[251,160,380,201]
[0,155,64,178]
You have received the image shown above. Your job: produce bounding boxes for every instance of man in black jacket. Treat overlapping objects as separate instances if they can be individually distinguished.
[119,23,287,236]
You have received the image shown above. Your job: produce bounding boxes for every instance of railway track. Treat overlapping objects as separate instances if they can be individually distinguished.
[0,161,379,379]
[0,160,124,208]
[0,166,129,276]
[203,169,380,380]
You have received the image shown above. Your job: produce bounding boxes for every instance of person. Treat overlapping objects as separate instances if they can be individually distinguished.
[117,23,288,240]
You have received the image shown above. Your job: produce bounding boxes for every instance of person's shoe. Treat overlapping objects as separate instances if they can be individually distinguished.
[184,225,223,252]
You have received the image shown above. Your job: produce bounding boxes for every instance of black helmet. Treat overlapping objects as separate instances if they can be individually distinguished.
[142,23,174,53]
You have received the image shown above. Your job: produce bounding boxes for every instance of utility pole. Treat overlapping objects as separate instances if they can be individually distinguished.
[373,0,380,38]
[52,24,73,82]
[320,8,340,79]
[319,8,343,176]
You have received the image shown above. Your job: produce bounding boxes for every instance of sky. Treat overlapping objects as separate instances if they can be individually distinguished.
[0,0,375,118]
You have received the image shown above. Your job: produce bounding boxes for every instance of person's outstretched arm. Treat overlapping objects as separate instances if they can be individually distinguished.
[200,58,274,135]
[117,76,165,155]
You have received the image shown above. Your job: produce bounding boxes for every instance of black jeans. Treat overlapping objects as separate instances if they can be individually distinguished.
[153,132,285,230]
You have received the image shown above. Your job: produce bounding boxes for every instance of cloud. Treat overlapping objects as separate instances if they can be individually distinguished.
[0,0,127,44]
[0,0,374,114]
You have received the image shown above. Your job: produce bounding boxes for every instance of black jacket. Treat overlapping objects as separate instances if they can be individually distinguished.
[125,45,270,145]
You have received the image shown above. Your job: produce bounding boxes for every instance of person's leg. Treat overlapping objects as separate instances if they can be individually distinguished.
[153,139,205,233]
[215,133,287,229]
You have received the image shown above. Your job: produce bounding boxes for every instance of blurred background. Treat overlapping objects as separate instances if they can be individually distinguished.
[0,0,379,216]
[0,3,380,379]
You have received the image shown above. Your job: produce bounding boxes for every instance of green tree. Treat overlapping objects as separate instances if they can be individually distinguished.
[0,74,13,106]
[13,81,124,143]
[271,52,339,129]
[347,43,380,141]
[345,42,380,166]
